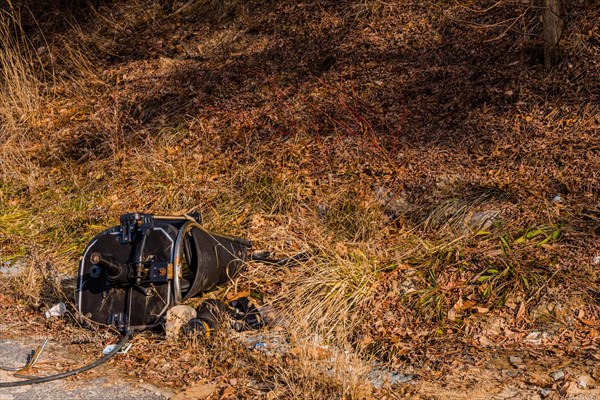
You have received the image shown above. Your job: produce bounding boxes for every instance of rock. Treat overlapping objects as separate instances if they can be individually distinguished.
[530,302,570,323]
[371,184,408,217]
[367,367,416,388]
[390,372,417,385]
[464,210,499,233]
[540,388,552,398]
[257,305,287,327]
[578,374,596,389]
[509,356,525,369]
[592,256,600,265]
[550,370,565,381]
[0,260,24,276]
[524,331,548,345]
[165,305,197,339]
[317,204,329,218]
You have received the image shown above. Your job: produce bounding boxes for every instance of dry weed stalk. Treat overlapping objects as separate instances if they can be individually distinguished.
[0,10,44,186]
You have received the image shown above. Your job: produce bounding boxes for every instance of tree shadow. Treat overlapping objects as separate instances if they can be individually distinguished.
[11,0,599,199]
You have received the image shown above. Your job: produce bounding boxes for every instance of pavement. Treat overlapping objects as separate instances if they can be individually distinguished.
[0,338,169,400]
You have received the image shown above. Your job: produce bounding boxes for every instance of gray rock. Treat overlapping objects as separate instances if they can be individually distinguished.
[509,356,525,368]
[578,374,596,389]
[367,367,417,388]
[540,388,552,398]
[524,331,548,345]
[165,305,197,339]
[464,210,499,233]
[371,184,408,216]
[550,370,565,381]
[0,259,26,276]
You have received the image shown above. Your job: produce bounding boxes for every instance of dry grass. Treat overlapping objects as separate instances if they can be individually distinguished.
[0,0,598,397]
[270,249,383,344]
[0,10,44,187]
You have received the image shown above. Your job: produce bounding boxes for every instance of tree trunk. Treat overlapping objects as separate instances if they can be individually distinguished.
[541,0,563,71]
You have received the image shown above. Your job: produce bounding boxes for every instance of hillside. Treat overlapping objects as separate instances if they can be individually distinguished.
[0,0,598,398]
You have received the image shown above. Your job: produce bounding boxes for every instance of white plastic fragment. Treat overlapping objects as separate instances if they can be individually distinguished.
[551,195,563,203]
[45,302,66,318]
[102,343,132,355]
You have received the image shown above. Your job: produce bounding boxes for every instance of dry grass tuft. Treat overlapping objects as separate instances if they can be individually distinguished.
[269,249,383,345]
[0,10,44,186]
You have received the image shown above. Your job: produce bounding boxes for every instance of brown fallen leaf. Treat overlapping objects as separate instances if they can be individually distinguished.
[516,301,526,321]
[172,383,217,400]
[226,290,251,301]
[578,317,599,327]
[220,386,236,400]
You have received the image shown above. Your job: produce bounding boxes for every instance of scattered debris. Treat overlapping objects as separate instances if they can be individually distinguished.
[241,332,290,358]
[185,299,231,336]
[45,303,66,319]
[251,342,267,350]
[102,343,132,355]
[229,297,265,331]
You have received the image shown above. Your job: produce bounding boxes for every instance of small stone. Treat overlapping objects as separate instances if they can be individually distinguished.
[578,374,596,389]
[592,256,600,265]
[257,305,287,327]
[165,305,197,339]
[390,372,417,385]
[550,370,565,381]
[524,331,547,345]
[530,302,569,323]
[509,356,525,368]
[317,204,329,217]
[464,210,500,232]
[540,388,552,398]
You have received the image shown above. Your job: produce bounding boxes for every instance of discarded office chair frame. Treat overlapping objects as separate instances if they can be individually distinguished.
[76,213,252,332]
